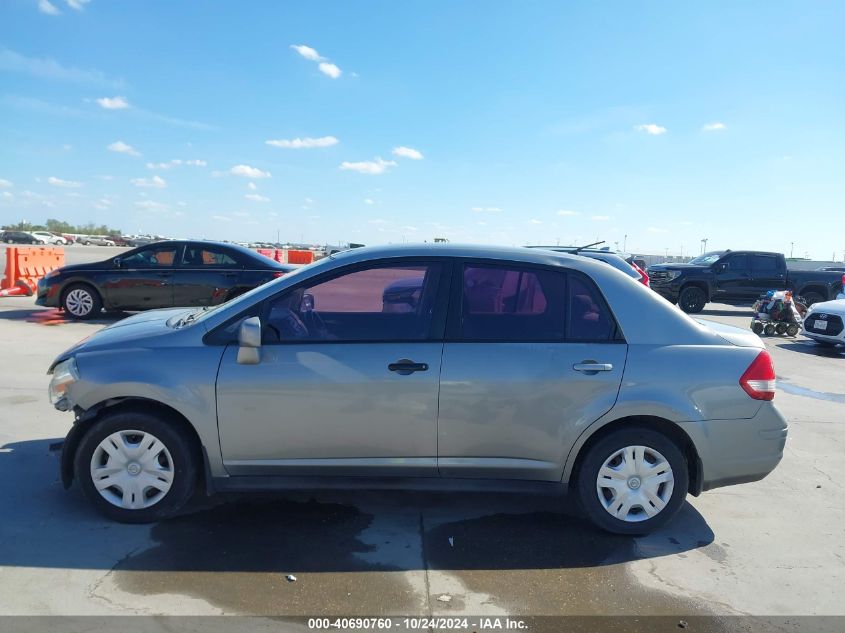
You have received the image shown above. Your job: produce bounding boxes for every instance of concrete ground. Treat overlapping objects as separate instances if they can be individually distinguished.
[0,250,843,622]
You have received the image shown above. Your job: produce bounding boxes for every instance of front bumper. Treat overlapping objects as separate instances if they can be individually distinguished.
[35,277,60,307]
[678,403,787,492]
[651,285,680,303]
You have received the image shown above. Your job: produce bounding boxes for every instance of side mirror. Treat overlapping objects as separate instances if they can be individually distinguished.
[113,257,122,268]
[237,316,262,365]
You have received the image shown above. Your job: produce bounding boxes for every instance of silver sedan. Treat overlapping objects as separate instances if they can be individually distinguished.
[47,243,786,533]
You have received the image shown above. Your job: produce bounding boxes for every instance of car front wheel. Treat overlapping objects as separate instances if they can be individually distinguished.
[75,409,198,523]
[61,283,103,319]
[576,426,688,535]
[678,286,707,313]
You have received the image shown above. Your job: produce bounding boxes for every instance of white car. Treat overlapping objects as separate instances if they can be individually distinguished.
[79,235,116,246]
[29,231,67,245]
[802,299,845,348]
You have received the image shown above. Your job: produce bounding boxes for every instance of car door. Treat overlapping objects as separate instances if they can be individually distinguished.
[750,254,787,295]
[713,253,752,299]
[214,259,450,477]
[173,244,243,307]
[437,261,627,481]
[104,243,181,309]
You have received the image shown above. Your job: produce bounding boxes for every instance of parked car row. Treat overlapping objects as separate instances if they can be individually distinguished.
[0,230,126,246]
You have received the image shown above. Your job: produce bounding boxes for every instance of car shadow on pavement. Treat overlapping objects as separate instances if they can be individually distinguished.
[0,306,129,326]
[0,438,715,576]
[699,307,753,317]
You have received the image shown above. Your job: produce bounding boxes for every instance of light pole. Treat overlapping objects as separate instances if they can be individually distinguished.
[701,238,708,254]
[790,242,794,258]
[623,234,627,252]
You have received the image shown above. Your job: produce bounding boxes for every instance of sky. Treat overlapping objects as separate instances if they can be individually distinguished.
[1,1,843,258]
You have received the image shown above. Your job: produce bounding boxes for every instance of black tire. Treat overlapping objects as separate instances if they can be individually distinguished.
[751,321,764,334]
[61,283,103,319]
[775,323,787,335]
[74,409,198,523]
[801,292,824,307]
[576,426,688,535]
[678,286,707,313]
[764,323,776,336]
[786,323,800,337]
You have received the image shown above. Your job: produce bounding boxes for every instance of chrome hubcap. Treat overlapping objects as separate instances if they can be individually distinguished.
[596,445,674,522]
[90,430,174,510]
[66,289,94,316]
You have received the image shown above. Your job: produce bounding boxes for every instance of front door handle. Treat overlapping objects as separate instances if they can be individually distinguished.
[388,359,429,375]
[573,362,613,374]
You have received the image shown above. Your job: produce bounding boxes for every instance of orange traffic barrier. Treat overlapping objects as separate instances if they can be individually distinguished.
[256,248,275,259]
[286,249,315,265]
[1,246,65,296]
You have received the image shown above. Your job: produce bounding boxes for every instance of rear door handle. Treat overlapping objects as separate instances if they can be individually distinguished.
[388,359,429,375]
[573,362,613,374]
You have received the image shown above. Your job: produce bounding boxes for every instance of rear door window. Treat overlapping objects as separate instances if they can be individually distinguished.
[567,274,617,341]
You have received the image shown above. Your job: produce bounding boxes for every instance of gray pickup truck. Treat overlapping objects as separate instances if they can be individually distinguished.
[648,250,844,313]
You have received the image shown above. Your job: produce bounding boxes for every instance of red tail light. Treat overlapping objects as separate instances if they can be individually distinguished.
[631,261,650,287]
[272,272,285,278]
[739,350,776,401]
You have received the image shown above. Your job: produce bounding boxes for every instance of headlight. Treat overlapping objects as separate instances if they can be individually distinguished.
[45,269,62,280]
[48,358,79,410]
[663,270,682,281]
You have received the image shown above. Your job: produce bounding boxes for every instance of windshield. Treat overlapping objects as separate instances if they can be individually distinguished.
[688,251,726,265]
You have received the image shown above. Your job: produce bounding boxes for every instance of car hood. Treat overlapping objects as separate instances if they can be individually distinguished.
[53,260,113,274]
[49,308,192,370]
[695,318,765,349]
[648,263,711,272]
[807,299,845,315]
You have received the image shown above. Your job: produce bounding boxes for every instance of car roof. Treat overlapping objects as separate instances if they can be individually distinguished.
[328,242,587,267]
[175,240,294,269]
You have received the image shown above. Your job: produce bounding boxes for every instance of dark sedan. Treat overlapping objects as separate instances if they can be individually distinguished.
[36,240,296,319]
[2,230,41,244]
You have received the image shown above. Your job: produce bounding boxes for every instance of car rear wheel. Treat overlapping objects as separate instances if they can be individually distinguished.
[61,283,102,319]
[678,286,707,313]
[576,427,688,535]
[75,409,198,523]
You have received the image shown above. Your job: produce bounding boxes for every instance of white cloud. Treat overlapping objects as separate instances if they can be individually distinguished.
[96,96,129,110]
[130,175,166,188]
[66,0,90,10]
[38,0,60,15]
[212,215,231,222]
[530,219,542,225]
[392,146,424,160]
[591,215,610,221]
[339,157,396,175]
[1,191,12,199]
[364,198,375,205]
[402,226,419,232]
[635,123,667,135]
[647,226,669,233]
[247,182,257,191]
[108,140,140,156]
[230,164,271,179]
[290,45,324,62]
[472,206,502,213]
[557,209,578,216]
[318,62,342,79]
[703,122,726,132]
[0,48,120,87]
[266,136,339,149]
[47,176,82,188]
[245,193,270,202]
[135,200,167,211]
[0,179,12,188]
[146,159,205,169]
